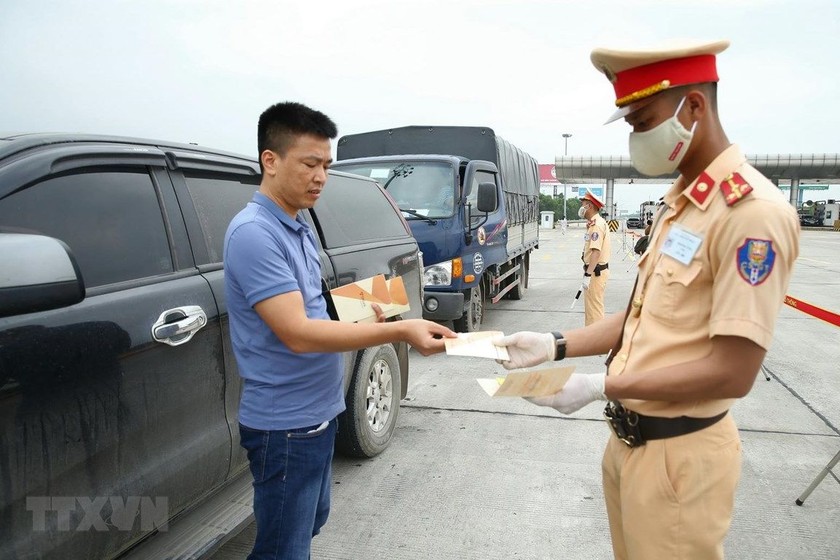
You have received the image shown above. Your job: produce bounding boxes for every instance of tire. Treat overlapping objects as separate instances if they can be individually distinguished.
[336,344,401,458]
[508,256,529,300]
[453,281,484,332]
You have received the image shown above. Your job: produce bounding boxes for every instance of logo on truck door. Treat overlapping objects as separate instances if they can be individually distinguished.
[473,252,484,274]
[477,226,486,245]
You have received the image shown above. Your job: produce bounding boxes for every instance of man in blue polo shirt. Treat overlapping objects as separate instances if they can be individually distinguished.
[224,102,456,560]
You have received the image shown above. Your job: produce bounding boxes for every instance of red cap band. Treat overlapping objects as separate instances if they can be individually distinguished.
[613,54,719,106]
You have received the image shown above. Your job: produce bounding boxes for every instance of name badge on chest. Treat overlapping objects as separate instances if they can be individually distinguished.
[660,224,703,265]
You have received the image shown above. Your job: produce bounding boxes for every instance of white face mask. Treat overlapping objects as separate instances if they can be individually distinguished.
[628,97,696,176]
[578,205,588,219]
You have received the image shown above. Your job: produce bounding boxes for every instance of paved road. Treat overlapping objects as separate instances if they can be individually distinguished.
[214,226,840,560]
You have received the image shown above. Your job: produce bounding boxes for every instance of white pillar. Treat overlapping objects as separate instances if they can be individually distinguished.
[605,178,615,219]
[789,178,800,208]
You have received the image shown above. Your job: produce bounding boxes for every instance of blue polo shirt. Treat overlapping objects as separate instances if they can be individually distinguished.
[223,192,344,431]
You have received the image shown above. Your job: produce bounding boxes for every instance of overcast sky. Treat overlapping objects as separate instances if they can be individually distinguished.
[2,0,838,211]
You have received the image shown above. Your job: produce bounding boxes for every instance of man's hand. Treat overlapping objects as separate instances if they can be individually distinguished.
[492,332,555,370]
[401,320,457,356]
[371,303,386,323]
[524,373,606,414]
[582,274,591,290]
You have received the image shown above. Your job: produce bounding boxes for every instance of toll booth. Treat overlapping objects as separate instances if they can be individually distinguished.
[823,201,839,227]
[541,211,555,229]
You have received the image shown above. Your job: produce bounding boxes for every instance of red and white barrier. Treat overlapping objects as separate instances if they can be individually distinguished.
[784,295,840,328]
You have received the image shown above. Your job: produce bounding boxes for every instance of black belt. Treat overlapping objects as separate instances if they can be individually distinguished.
[604,401,727,447]
[583,263,610,276]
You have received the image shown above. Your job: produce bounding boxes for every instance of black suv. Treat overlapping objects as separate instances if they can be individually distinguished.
[0,134,424,560]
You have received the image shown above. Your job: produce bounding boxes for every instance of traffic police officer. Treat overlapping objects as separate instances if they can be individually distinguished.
[579,189,611,325]
[494,40,800,559]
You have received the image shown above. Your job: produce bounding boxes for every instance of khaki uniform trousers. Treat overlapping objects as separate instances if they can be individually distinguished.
[584,270,608,326]
[601,412,742,560]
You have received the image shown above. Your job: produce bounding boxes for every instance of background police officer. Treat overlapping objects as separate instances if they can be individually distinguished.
[579,189,611,325]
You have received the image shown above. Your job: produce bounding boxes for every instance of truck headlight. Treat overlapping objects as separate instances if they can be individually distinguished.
[424,261,452,286]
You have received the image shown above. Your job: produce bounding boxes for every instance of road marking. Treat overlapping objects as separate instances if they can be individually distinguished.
[798,257,831,265]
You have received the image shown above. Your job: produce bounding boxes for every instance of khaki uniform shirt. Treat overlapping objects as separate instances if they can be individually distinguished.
[608,145,800,417]
[583,214,611,266]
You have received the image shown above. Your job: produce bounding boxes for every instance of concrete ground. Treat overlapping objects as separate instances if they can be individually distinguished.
[214,225,840,560]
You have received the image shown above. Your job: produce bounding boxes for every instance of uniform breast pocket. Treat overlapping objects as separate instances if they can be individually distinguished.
[644,258,707,328]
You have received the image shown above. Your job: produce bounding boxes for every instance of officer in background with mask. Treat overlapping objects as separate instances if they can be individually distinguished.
[579,189,611,325]
[494,40,799,559]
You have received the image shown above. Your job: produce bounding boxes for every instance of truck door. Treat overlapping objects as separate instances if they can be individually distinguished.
[463,164,508,269]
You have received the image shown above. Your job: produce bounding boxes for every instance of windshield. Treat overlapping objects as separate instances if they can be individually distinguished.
[334,161,456,219]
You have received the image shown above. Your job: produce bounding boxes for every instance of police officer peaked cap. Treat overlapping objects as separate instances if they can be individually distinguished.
[591,39,730,123]
[582,189,604,209]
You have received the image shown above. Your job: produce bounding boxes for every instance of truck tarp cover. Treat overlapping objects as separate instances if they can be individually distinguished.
[337,126,540,197]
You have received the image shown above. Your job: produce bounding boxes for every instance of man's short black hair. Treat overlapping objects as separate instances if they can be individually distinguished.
[257,102,338,171]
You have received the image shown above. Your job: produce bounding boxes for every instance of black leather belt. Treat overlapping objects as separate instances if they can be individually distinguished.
[583,263,610,276]
[605,401,727,447]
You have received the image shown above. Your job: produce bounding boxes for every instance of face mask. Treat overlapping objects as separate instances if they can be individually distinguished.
[578,205,587,219]
[628,97,696,176]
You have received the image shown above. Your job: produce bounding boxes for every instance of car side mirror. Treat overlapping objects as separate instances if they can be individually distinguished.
[0,234,85,318]
[476,182,498,213]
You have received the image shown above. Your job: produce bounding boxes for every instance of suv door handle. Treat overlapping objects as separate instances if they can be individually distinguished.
[152,305,207,346]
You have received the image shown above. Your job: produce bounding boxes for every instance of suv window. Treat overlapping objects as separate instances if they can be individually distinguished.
[315,174,409,248]
[0,168,172,287]
[183,172,258,263]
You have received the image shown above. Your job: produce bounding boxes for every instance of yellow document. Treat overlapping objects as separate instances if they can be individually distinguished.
[330,274,410,323]
[444,331,509,361]
[477,366,575,397]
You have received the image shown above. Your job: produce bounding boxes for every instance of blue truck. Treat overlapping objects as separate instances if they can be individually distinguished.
[333,126,540,332]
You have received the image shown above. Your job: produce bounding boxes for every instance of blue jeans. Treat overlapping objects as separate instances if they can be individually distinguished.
[239,418,337,560]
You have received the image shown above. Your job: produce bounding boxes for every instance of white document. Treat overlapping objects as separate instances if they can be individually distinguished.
[445,331,510,361]
[477,366,575,398]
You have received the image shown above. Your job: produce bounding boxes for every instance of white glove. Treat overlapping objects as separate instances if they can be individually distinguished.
[524,373,607,414]
[492,332,555,370]
[582,275,591,290]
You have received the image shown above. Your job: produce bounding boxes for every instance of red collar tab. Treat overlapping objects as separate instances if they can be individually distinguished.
[719,173,753,206]
[685,171,715,206]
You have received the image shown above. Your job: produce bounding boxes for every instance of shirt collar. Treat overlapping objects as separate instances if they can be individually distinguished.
[664,144,746,211]
[252,192,309,233]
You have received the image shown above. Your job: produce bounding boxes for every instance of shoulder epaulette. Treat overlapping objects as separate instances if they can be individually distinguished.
[720,172,753,207]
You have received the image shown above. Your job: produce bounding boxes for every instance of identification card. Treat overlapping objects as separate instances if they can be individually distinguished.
[660,224,702,265]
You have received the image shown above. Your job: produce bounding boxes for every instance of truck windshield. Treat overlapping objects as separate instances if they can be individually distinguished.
[334,161,456,219]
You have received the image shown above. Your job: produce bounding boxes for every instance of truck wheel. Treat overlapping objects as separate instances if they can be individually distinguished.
[508,256,529,300]
[336,344,401,458]
[453,282,483,332]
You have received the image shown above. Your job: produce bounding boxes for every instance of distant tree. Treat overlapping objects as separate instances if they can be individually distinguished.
[540,193,585,220]
[539,193,560,214]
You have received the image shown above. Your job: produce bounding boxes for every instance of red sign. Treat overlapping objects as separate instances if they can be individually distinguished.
[539,164,558,183]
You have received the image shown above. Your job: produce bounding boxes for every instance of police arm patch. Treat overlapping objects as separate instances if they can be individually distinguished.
[736,238,776,286]
[591,232,599,241]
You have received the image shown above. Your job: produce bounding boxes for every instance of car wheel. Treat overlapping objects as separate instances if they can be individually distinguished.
[336,344,401,458]
[453,282,483,332]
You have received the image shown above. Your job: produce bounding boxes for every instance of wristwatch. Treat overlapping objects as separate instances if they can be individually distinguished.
[551,331,566,361]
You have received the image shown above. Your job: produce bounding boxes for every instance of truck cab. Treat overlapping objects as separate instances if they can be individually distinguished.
[333,155,503,331]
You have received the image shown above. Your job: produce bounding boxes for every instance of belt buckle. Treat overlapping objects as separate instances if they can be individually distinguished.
[604,403,641,448]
